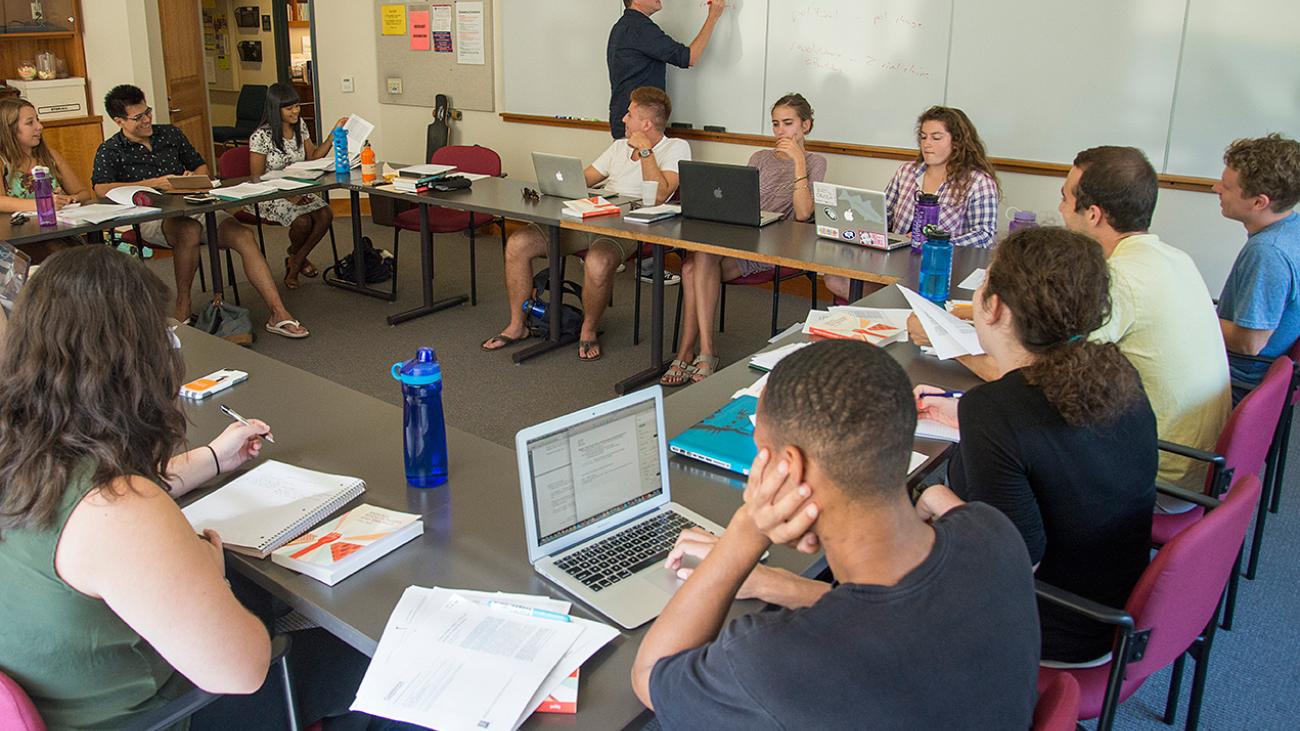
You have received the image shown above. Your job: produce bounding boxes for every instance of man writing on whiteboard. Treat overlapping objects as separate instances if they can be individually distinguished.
[608,0,727,139]
[609,0,726,284]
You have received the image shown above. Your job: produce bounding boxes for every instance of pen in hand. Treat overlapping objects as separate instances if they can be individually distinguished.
[918,390,965,400]
[219,404,276,443]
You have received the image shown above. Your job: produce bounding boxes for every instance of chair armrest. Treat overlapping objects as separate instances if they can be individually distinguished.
[1034,580,1134,630]
[1156,439,1224,466]
[1155,481,1223,510]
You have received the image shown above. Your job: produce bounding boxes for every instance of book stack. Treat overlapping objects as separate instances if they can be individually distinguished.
[802,310,906,346]
[561,196,620,219]
[271,504,424,585]
[393,163,458,193]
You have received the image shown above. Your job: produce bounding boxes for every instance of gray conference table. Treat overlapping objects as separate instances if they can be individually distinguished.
[176,325,819,731]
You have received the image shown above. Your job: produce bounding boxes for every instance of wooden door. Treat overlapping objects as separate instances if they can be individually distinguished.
[157,0,215,168]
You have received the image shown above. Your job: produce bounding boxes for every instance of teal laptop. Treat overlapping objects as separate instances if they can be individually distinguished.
[668,396,758,477]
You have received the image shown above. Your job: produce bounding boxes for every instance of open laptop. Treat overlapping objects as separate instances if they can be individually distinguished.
[679,161,782,227]
[813,182,911,250]
[516,386,724,629]
[0,242,31,314]
[531,151,629,201]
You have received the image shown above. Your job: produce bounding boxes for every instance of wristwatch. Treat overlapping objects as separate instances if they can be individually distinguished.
[637,148,653,159]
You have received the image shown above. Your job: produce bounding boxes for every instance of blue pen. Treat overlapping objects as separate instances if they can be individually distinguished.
[919,390,965,400]
[486,600,572,623]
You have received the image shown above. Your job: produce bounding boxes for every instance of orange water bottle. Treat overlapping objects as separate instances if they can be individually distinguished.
[360,141,377,184]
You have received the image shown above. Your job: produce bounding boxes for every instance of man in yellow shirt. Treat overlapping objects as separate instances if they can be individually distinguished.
[1058,146,1230,495]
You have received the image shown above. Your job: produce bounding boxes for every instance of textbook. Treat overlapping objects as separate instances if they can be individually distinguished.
[623,203,680,224]
[561,196,620,219]
[802,310,906,346]
[669,395,758,477]
[271,504,423,585]
[182,460,366,558]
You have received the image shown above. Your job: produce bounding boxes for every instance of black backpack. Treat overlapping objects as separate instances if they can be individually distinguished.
[526,268,584,340]
[331,235,393,284]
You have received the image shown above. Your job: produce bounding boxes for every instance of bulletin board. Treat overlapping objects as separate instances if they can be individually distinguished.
[203,0,238,92]
[373,1,495,111]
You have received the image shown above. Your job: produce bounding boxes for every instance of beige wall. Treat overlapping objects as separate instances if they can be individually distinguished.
[83,0,169,138]
[207,0,282,128]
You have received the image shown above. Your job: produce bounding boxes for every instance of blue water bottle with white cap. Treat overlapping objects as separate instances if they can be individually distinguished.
[391,347,448,487]
[333,126,349,176]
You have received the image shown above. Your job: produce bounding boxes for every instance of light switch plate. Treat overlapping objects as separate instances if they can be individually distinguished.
[387,77,402,94]
[340,76,354,93]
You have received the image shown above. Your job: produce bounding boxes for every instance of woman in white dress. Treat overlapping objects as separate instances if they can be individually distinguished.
[248,83,346,289]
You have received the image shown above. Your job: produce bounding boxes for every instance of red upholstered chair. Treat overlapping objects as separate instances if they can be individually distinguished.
[390,145,506,306]
[1033,672,1081,731]
[1153,355,1291,628]
[0,671,45,731]
[1037,474,1261,731]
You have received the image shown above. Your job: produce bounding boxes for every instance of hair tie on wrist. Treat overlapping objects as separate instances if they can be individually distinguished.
[1068,334,1084,343]
[206,445,221,475]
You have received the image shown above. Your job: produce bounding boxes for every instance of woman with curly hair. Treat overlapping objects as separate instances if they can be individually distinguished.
[826,105,1000,300]
[910,227,1156,665]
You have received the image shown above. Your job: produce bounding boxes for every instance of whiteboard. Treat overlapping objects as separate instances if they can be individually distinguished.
[947,0,1186,168]
[660,0,769,134]
[501,0,619,121]
[1165,0,1300,178]
[765,0,950,149]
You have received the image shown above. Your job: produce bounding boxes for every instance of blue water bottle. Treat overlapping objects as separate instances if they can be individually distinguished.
[391,348,449,487]
[918,227,953,305]
[333,127,350,176]
[32,166,56,227]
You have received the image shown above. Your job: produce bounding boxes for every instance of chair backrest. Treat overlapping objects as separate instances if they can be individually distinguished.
[1217,356,1292,485]
[1287,339,1300,406]
[1033,672,1081,731]
[218,145,252,180]
[0,672,46,731]
[1123,474,1261,683]
[235,84,268,125]
[430,144,501,177]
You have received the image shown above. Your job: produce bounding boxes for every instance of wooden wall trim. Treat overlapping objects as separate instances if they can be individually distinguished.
[499,112,1215,194]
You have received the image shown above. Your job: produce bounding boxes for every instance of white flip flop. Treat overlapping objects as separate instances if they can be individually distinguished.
[266,319,310,339]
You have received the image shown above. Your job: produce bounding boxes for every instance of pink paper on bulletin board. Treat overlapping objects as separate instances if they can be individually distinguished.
[409,9,431,51]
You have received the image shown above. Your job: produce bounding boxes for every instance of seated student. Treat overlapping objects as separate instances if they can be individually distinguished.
[482,86,688,361]
[1213,133,1300,387]
[91,84,309,339]
[634,340,1040,729]
[249,82,345,290]
[825,105,1000,300]
[0,97,93,262]
[0,247,274,728]
[912,227,1157,664]
[662,93,827,385]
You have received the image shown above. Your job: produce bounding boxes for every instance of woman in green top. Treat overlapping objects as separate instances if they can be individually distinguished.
[0,97,94,262]
[0,246,273,729]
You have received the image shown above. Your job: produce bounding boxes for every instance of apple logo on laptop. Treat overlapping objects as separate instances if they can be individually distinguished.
[844,209,856,223]
[555,171,565,182]
[713,188,724,199]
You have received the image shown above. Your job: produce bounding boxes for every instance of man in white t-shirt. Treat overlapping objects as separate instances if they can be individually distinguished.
[482,86,690,361]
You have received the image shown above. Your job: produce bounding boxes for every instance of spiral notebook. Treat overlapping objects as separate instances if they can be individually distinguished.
[183,460,367,558]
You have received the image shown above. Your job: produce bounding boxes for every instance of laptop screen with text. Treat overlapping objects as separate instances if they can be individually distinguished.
[525,398,663,547]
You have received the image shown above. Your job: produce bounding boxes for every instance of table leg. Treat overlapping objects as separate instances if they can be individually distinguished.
[204,209,224,299]
[615,243,671,394]
[514,223,575,363]
[387,202,468,325]
[324,189,398,301]
[849,279,864,301]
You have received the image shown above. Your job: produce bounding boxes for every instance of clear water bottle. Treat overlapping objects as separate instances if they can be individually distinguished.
[32,166,56,227]
[911,193,940,250]
[919,227,953,305]
[391,347,448,487]
[1009,210,1038,233]
[333,127,350,176]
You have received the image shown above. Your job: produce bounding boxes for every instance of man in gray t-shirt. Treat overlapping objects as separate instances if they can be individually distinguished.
[631,341,1040,729]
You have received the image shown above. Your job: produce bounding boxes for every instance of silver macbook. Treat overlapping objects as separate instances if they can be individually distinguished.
[531,151,628,201]
[813,182,911,250]
[516,386,723,629]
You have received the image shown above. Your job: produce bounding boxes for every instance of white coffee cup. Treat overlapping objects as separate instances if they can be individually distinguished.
[641,180,659,207]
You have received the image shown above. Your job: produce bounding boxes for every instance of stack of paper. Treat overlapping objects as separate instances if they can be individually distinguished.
[351,586,618,731]
[286,154,361,173]
[56,203,159,225]
[897,285,984,360]
[916,419,961,442]
[397,163,457,178]
[212,182,278,200]
[955,268,987,290]
[748,342,810,372]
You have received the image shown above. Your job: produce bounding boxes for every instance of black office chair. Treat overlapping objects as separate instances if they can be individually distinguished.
[212,85,268,145]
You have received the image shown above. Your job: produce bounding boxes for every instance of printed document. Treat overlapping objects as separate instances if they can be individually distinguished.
[897,285,984,360]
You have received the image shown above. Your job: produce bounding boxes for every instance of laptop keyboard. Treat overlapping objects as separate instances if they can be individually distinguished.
[554,511,702,592]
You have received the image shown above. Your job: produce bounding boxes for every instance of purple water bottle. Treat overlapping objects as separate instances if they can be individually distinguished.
[1009,210,1038,233]
[391,348,449,487]
[911,193,939,250]
[32,166,56,227]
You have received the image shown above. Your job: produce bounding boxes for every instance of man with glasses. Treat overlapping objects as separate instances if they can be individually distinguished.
[91,84,308,339]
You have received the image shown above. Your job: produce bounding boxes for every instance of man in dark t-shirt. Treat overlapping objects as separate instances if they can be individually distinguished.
[632,341,1040,730]
[607,0,726,139]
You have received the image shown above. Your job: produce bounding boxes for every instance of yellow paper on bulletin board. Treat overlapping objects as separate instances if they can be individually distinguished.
[381,4,407,35]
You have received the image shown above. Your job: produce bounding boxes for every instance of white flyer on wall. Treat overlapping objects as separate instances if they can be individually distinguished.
[456,1,485,65]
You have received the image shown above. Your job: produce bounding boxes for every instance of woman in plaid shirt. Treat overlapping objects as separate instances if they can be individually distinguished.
[827,106,1001,300]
